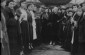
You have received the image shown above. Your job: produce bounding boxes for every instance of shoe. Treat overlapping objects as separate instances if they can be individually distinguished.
[30,44,33,49]
[20,50,24,55]
[29,46,31,49]
[50,41,52,45]
[53,42,56,46]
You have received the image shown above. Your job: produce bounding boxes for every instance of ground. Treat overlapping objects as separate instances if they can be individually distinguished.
[28,44,71,55]
[27,43,85,55]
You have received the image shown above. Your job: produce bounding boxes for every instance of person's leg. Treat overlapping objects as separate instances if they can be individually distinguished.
[21,21,29,54]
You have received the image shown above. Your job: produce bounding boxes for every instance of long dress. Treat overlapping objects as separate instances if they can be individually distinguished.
[5,7,20,55]
[18,8,30,54]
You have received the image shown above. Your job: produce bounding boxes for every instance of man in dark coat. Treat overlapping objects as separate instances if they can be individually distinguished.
[71,9,84,54]
[48,7,60,45]
[62,10,74,51]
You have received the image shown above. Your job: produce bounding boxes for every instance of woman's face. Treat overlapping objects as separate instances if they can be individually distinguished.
[58,9,61,13]
[34,6,37,11]
[8,2,15,9]
[28,5,34,11]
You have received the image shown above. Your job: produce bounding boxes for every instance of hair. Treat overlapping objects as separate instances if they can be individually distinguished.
[6,0,13,6]
[72,4,79,8]
[27,4,32,8]
[19,0,26,6]
[81,3,85,7]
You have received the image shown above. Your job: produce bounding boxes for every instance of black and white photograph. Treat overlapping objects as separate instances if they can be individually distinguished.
[1,0,85,55]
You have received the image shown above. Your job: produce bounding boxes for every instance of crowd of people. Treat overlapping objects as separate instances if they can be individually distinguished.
[1,0,85,55]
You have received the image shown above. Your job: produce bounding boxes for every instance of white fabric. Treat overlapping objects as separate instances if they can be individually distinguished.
[30,11,37,40]
[20,8,28,21]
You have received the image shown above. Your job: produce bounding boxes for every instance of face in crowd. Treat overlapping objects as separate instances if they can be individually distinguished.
[27,4,35,11]
[21,2,27,9]
[67,11,73,17]
[76,9,83,16]
[8,1,15,9]
[73,5,78,12]
[34,6,38,12]
[52,7,58,13]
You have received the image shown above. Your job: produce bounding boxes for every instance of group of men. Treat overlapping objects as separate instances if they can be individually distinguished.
[41,3,85,54]
[1,0,85,55]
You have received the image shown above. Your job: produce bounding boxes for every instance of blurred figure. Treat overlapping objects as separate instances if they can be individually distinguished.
[48,7,60,45]
[72,5,78,12]
[5,1,20,55]
[1,0,10,55]
[62,10,74,51]
[71,8,83,54]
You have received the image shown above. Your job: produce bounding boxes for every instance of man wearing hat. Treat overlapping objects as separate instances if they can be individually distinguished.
[62,10,74,51]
